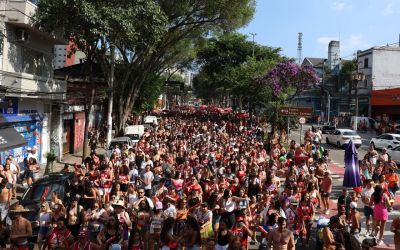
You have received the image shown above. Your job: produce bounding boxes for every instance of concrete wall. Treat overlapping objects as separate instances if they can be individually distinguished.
[6,0,36,24]
[371,48,400,90]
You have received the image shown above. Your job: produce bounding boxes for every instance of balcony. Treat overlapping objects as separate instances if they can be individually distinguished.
[0,71,66,100]
[4,0,37,25]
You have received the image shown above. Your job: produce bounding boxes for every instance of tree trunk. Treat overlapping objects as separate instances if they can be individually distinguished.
[82,86,95,160]
[106,46,115,146]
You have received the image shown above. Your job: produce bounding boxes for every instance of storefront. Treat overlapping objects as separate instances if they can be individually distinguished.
[371,87,400,121]
[62,111,85,154]
[0,114,42,164]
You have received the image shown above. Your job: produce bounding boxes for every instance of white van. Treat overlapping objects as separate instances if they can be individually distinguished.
[144,116,159,125]
[351,116,377,130]
[124,125,144,142]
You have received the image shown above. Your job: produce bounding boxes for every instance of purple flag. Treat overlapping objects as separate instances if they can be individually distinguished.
[343,140,362,187]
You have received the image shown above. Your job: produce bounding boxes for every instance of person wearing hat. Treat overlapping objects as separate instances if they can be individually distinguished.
[10,205,32,249]
[28,145,38,162]
[112,199,131,247]
[349,201,361,239]
[72,229,100,250]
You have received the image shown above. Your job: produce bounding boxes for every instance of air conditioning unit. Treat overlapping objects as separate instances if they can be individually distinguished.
[15,28,28,42]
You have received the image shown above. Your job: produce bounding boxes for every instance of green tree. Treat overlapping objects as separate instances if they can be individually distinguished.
[35,0,256,134]
[193,32,282,105]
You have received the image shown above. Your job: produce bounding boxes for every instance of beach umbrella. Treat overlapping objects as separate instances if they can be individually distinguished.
[343,140,362,188]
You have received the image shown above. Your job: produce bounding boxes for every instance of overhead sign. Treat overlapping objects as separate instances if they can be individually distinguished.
[279,106,313,117]
[299,117,306,124]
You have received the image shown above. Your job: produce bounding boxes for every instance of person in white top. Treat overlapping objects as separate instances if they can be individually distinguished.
[6,158,19,198]
[141,165,154,197]
[27,146,38,162]
[37,201,52,250]
[361,180,375,235]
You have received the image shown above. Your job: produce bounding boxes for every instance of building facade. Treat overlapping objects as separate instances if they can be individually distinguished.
[0,0,67,164]
[357,46,400,120]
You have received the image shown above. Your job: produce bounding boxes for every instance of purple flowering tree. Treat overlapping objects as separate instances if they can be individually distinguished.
[254,60,320,129]
[255,60,320,97]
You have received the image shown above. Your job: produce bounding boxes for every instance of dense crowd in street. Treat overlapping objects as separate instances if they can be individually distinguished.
[2,111,400,250]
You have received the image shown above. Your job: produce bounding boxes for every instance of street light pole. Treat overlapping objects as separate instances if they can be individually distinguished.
[351,72,365,131]
[327,91,330,124]
[250,33,257,57]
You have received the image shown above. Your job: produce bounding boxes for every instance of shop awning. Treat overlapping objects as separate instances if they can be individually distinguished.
[0,115,28,152]
[371,87,400,106]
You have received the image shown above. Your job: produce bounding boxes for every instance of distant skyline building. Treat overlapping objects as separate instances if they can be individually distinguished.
[327,41,340,70]
[54,42,86,69]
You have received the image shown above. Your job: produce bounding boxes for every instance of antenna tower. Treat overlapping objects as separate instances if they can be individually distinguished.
[297,32,303,64]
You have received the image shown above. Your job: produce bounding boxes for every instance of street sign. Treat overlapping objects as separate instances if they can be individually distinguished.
[299,117,306,124]
[279,106,313,117]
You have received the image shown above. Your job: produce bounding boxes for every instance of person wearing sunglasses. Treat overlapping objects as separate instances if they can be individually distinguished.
[37,202,52,250]
[97,214,123,250]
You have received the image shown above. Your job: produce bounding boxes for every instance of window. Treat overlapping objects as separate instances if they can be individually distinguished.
[343,131,358,136]
[364,58,369,68]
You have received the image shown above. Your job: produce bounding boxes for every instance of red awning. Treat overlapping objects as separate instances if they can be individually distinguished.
[371,88,400,106]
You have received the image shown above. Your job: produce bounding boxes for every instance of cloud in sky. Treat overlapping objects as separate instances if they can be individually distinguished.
[316,34,370,56]
[317,36,339,46]
[342,34,370,51]
[330,2,347,10]
[381,0,394,15]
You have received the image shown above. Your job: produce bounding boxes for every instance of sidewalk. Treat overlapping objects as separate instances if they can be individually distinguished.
[40,147,106,174]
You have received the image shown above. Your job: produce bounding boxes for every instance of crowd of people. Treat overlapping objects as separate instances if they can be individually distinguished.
[2,111,400,250]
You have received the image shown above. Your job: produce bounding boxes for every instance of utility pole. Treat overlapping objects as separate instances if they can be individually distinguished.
[250,33,257,57]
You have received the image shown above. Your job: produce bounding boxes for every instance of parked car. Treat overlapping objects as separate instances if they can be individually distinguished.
[394,125,400,134]
[18,173,74,238]
[325,129,362,148]
[311,123,335,133]
[321,125,336,134]
[387,146,400,165]
[106,137,133,157]
[370,133,400,150]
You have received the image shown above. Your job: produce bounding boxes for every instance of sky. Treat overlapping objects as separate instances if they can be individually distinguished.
[240,0,400,60]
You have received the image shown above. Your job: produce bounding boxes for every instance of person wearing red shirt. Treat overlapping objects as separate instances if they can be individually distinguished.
[186,177,203,195]
[231,216,252,249]
[296,194,315,247]
[99,166,113,204]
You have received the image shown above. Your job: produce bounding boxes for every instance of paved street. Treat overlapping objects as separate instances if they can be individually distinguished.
[289,125,396,249]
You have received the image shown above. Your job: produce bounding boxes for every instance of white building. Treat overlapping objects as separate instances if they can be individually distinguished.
[53,45,67,69]
[0,0,67,163]
[357,46,400,119]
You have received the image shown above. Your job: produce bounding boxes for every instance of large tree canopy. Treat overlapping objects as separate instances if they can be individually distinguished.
[35,0,256,132]
[193,33,283,106]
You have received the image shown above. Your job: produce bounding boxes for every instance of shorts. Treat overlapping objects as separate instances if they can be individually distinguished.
[99,187,111,196]
[25,170,34,179]
[321,191,330,198]
[38,226,49,236]
[364,206,373,217]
